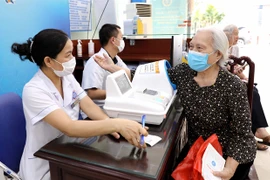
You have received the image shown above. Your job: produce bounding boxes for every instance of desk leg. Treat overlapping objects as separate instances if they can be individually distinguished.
[171,118,188,170]
[49,162,63,180]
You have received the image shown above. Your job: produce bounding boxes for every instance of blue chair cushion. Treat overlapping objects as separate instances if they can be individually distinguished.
[0,93,26,173]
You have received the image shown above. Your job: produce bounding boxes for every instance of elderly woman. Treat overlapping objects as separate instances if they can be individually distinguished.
[223,24,239,57]
[94,27,256,180]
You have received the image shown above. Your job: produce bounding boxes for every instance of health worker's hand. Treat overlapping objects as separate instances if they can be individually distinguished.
[115,118,149,148]
[110,132,120,139]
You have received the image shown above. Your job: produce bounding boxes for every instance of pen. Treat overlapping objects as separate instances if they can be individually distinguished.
[140,115,146,146]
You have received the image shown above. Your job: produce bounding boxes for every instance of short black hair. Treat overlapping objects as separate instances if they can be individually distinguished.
[99,24,120,47]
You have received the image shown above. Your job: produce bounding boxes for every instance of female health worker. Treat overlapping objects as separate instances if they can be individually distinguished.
[11,29,148,180]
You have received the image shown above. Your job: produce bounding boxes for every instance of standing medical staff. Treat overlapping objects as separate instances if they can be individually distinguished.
[11,29,148,180]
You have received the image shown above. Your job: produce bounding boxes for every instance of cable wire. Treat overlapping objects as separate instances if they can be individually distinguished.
[91,0,109,40]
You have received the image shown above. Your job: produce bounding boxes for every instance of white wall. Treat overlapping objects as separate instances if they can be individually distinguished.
[71,0,128,40]
[70,0,152,40]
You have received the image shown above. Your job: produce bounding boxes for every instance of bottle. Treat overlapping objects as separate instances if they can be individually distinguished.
[137,17,144,34]
[88,39,95,57]
[77,39,82,57]
[132,15,139,35]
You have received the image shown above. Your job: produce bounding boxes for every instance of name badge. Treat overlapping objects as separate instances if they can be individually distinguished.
[71,98,80,109]
[71,91,80,109]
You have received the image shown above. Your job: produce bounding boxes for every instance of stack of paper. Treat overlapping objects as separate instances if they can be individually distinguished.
[144,134,162,147]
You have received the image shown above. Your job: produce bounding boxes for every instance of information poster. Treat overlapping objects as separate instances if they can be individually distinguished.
[69,0,92,31]
[151,0,187,34]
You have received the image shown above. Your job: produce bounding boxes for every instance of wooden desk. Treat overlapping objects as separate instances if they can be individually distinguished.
[34,105,186,180]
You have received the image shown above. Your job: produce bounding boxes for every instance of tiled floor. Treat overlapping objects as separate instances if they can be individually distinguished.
[251,128,270,180]
[240,44,270,180]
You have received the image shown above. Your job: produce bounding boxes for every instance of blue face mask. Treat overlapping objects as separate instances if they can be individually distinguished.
[188,50,215,72]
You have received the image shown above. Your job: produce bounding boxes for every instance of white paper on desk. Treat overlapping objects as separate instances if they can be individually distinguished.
[144,134,162,147]
[202,143,225,180]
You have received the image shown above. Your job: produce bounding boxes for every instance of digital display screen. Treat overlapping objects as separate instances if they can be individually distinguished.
[115,74,132,94]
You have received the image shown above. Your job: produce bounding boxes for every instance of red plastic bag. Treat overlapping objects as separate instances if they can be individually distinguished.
[193,134,223,180]
[171,136,204,180]
[171,134,223,180]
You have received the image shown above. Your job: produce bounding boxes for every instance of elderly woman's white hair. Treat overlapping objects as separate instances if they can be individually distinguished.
[223,24,238,46]
[197,26,229,67]
[223,24,238,34]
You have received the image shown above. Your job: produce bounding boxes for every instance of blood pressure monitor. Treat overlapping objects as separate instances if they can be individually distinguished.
[104,60,177,125]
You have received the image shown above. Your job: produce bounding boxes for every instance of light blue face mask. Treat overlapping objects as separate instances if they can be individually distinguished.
[187,50,216,72]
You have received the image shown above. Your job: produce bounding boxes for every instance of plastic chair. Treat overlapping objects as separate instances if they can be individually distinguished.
[228,55,255,110]
[0,93,26,179]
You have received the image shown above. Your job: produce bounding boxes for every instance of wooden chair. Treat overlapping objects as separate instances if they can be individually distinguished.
[228,55,255,111]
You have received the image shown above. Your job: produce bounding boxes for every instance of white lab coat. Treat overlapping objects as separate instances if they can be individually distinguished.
[19,69,86,180]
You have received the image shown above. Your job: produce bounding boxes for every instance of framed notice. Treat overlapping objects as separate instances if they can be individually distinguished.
[69,0,92,31]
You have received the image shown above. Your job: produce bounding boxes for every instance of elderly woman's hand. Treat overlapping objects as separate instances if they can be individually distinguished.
[233,64,243,74]
[213,157,238,180]
[213,166,235,180]
[93,53,114,71]
[233,64,249,81]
